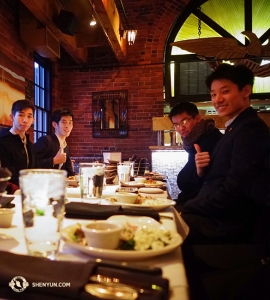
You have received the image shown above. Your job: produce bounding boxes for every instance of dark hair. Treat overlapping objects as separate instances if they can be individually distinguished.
[51,108,74,123]
[169,102,199,121]
[205,63,254,91]
[11,99,35,115]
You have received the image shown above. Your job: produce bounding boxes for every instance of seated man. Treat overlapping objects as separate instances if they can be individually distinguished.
[34,108,75,177]
[169,102,222,207]
[0,99,36,188]
[180,63,270,245]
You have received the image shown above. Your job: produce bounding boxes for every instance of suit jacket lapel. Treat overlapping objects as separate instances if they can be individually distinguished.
[210,107,255,160]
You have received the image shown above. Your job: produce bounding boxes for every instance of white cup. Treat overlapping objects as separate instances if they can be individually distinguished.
[19,169,67,260]
[0,208,15,228]
[117,163,131,183]
[82,221,123,249]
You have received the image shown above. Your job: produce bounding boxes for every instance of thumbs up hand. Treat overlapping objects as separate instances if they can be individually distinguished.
[194,144,210,177]
[53,147,66,165]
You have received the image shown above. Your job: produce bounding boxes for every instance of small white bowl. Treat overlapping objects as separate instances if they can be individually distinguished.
[0,208,15,228]
[82,221,123,249]
[134,177,146,183]
[115,192,138,204]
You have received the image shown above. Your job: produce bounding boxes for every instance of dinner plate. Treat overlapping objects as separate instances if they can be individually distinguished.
[101,198,176,211]
[120,181,145,188]
[138,187,164,194]
[61,217,182,260]
[144,181,165,188]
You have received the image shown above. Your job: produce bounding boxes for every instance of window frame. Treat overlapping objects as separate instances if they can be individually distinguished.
[33,54,52,142]
[164,0,270,106]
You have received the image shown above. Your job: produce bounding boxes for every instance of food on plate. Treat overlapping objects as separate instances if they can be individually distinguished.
[136,194,156,204]
[68,176,76,180]
[144,178,157,184]
[68,222,177,251]
[119,222,177,251]
[135,194,168,206]
[71,224,87,246]
[106,194,168,206]
[105,197,118,203]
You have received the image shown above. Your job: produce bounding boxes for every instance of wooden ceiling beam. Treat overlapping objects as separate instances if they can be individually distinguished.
[20,0,87,64]
[20,0,126,64]
[90,0,127,62]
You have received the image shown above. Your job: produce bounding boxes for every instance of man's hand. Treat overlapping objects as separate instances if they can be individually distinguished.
[53,147,66,165]
[194,144,210,177]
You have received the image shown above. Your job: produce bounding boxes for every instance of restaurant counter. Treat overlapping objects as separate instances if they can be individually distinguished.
[0,185,189,300]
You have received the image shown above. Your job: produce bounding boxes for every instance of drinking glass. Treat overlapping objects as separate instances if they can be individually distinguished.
[79,162,105,199]
[117,163,131,183]
[19,169,67,260]
[123,161,135,178]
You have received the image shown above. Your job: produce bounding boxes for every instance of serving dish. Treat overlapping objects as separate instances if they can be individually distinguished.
[61,216,182,260]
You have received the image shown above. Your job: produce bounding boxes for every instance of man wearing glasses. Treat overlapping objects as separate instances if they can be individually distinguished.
[169,102,222,208]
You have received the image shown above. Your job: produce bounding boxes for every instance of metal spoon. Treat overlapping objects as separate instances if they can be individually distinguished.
[89,274,162,296]
[84,282,138,300]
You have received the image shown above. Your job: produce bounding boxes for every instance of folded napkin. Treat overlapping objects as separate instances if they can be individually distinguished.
[65,202,160,221]
[0,195,15,208]
[0,251,169,300]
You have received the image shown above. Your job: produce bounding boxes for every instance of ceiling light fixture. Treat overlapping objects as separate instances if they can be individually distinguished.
[89,3,97,26]
[90,15,96,26]
[118,0,137,45]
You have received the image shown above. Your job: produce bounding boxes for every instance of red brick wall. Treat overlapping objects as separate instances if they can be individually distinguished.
[0,0,35,139]
[56,0,190,163]
[0,0,191,163]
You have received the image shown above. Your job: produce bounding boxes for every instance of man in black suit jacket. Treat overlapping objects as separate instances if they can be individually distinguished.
[34,108,75,177]
[180,64,270,244]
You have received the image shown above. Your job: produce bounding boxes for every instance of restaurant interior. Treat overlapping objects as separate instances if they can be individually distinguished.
[0,0,270,299]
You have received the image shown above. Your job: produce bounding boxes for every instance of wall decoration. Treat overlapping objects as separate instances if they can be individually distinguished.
[92,90,128,138]
[0,51,25,126]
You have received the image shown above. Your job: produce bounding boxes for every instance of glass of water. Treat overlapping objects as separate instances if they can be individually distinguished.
[19,169,67,260]
[79,162,105,200]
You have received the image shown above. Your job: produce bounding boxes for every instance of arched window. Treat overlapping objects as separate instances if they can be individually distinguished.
[164,0,270,108]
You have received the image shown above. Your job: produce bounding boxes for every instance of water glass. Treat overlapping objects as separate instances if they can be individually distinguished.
[79,163,105,199]
[117,163,131,183]
[19,169,67,260]
[123,161,135,177]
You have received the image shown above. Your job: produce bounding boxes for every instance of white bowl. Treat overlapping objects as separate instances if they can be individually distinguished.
[114,192,138,204]
[0,208,15,227]
[134,177,146,183]
[82,221,123,249]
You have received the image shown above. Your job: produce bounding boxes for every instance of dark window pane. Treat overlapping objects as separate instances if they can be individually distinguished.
[33,55,51,142]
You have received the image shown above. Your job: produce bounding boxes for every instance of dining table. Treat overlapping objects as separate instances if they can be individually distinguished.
[0,183,190,300]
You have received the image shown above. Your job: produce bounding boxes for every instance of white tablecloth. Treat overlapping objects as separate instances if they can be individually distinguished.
[0,186,189,300]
